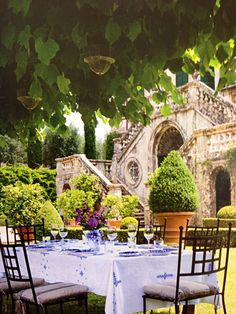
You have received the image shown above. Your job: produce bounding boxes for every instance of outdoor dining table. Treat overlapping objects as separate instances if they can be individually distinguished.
[0,240,219,314]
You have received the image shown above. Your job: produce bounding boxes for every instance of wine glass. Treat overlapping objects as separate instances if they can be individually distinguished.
[127,224,137,247]
[144,225,154,248]
[59,227,68,241]
[50,225,59,240]
[107,227,118,242]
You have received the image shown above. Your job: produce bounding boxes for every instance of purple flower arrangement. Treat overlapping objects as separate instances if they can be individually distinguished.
[75,205,107,230]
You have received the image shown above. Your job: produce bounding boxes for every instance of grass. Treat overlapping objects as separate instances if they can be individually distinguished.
[3,248,236,313]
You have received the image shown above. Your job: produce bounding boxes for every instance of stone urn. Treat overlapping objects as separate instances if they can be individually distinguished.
[153,212,195,245]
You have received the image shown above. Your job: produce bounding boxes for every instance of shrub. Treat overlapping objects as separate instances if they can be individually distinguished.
[101,195,123,219]
[203,218,236,228]
[0,213,7,226]
[0,182,46,224]
[70,172,101,202]
[121,195,139,217]
[102,194,139,219]
[120,217,138,229]
[57,189,97,218]
[35,201,63,235]
[0,165,56,201]
[217,206,236,219]
[148,151,199,213]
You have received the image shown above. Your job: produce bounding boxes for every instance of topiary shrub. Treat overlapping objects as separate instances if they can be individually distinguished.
[148,151,199,213]
[217,206,236,219]
[35,201,63,235]
[120,217,138,229]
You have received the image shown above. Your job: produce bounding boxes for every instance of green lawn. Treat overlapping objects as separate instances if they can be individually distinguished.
[4,248,236,313]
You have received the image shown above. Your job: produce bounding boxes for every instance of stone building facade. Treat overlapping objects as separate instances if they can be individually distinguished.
[112,81,236,222]
[56,80,236,222]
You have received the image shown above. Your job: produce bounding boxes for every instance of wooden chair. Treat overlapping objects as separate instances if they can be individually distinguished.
[0,235,89,314]
[137,218,145,244]
[153,218,167,243]
[0,238,45,314]
[184,218,220,249]
[143,223,232,314]
[5,219,45,245]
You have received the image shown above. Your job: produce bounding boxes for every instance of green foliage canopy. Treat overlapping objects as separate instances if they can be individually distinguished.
[0,135,27,164]
[42,126,83,168]
[1,1,236,137]
[148,151,200,213]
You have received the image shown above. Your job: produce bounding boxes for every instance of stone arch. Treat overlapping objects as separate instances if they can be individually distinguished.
[215,169,231,212]
[210,166,231,216]
[149,121,185,170]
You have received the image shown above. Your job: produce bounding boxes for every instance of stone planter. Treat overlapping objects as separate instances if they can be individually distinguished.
[153,212,195,245]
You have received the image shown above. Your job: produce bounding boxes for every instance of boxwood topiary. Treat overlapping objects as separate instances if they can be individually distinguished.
[217,206,236,219]
[35,201,63,235]
[148,151,199,213]
[120,217,138,229]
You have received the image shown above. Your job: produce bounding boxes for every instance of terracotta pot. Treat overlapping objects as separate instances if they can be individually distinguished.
[64,218,77,227]
[153,212,195,245]
[107,219,122,229]
[17,227,34,241]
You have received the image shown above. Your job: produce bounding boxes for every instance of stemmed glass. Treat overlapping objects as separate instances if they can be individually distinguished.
[59,227,68,241]
[50,225,59,241]
[107,227,118,242]
[107,227,117,252]
[144,225,154,248]
[127,224,137,247]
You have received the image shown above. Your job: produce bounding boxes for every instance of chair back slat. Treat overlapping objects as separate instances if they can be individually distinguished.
[180,223,231,276]
[184,218,220,249]
[0,235,39,305]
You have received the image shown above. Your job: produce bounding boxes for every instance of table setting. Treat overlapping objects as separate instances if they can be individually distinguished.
[7,224,218,314]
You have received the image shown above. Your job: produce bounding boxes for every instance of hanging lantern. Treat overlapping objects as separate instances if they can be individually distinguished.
[84,55,115,75]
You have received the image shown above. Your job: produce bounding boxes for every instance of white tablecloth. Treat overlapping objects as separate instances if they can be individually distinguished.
[0,244,219,314]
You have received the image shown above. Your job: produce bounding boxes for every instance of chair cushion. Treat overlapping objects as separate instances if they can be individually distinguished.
[0,277,45,294]
[17,282,88,305]
[144,279,217,301]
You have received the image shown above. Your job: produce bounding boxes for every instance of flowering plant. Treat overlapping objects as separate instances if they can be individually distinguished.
[75,205,107,230]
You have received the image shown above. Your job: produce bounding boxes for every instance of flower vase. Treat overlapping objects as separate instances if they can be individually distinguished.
[85,230,102,250]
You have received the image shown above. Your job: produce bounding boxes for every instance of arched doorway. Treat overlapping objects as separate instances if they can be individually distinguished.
[215,169,231,212]
[62,183,71,192]
[157,127,183,165]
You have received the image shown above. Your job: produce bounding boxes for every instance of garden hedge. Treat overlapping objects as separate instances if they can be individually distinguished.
[203,218,236,228]
[0,165,56,201]
[66,227,146,244]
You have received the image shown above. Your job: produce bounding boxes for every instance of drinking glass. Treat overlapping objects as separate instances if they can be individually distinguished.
[127,224,137,247]
[107,227,117,242]
[50,225,59,240]
[59,227,68,241]
[154,234,164,247]
[144,225,154,248]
